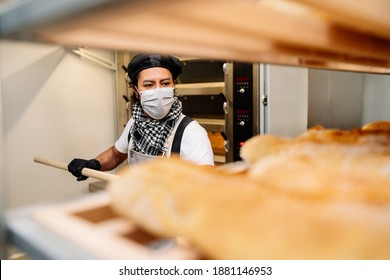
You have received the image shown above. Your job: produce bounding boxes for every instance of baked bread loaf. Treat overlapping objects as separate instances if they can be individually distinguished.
[107,120,390,259]
[240,124,390,164]
[362,120,390,132]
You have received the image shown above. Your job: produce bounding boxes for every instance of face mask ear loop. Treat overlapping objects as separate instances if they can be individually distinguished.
[132,85,141,96]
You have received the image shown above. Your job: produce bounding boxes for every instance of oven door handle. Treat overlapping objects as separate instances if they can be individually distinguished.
[223,101,229,114]
[220,131,229,153]
[219,93,229,114]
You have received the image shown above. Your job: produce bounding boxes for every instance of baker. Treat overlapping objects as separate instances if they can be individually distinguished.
[68,53,214,181]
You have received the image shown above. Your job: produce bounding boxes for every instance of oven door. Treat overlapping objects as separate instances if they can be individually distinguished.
[176,58,227,163]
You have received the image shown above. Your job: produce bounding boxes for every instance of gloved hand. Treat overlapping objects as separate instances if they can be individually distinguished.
[67,158,101,181]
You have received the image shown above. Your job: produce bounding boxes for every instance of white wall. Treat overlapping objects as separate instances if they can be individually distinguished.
[267,65,308,137]
[308,69,364,130]
[0,40,117,209]
[362,73,390,124]
[308,69,390,129]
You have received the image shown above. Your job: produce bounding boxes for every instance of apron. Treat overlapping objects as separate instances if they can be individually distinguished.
[127,115,185,165]
[128,149,160,165]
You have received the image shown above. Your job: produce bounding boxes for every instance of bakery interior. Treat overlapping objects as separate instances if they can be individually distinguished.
[0,0,390,260]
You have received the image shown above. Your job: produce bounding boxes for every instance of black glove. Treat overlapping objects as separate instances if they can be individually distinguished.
[67,158,101,181]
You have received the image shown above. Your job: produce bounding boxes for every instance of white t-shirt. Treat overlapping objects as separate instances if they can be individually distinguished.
[115,114,215,166]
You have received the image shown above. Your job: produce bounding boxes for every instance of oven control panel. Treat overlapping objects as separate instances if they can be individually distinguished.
[232,63,254,161]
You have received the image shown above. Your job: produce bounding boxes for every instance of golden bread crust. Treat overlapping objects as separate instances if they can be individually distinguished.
[108,120,390,259]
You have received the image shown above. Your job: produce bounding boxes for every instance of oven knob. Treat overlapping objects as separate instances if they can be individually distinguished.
[239,88,245,94]
[223,63,228,74]
[239,121,245,126]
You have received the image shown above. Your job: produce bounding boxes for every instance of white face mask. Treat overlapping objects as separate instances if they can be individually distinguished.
[139,87,175,120]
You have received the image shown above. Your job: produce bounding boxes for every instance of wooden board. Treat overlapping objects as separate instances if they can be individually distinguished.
[3,0,389,74]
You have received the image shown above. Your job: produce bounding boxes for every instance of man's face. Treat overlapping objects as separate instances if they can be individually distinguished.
[135,67,175,98]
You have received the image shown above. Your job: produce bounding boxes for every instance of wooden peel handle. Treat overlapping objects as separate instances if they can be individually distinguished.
[33,156,117,181]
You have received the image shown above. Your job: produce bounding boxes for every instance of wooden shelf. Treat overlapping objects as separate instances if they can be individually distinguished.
[1,0,389,73]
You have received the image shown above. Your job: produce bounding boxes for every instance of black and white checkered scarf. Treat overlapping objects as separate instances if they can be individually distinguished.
[130,97,182,156]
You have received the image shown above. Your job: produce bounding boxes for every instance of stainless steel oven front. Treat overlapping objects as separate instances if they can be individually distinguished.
[177,59,260,163]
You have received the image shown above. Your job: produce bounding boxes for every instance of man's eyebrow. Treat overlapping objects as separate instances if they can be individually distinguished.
[142,79,156,83]
[159,77,172,82]
[142,77,171,83]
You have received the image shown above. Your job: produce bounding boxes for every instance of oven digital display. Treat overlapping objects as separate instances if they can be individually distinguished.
[236,76,250,82]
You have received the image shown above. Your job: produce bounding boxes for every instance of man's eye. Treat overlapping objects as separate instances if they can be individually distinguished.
[144,84,153,88]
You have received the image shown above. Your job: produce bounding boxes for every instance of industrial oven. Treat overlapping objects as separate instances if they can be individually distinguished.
[176,59,261,163]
